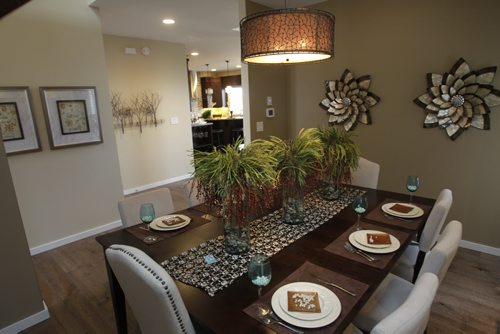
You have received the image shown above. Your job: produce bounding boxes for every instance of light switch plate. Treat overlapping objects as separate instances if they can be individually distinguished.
[256,121,264,132]
[266,96,272,106]
[170,117,179,125]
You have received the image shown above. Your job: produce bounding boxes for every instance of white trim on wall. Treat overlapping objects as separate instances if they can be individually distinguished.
[29,220,122,256]
[123,174,192,196]
[0,301,49,334]
[460,240,500,257]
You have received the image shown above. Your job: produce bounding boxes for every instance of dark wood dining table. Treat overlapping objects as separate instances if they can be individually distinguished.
[96,187,435,334]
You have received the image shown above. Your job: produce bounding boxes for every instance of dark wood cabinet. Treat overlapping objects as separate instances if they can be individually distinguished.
[191,124,213,152]
[201,75,241,108]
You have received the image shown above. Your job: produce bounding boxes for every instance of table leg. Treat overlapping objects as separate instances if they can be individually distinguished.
[105,256,128,334]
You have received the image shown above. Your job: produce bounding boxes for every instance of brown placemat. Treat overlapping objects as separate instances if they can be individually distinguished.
[324,222,411,270]
[243,261,369,333]
[364,199,432,231]
[126,215,211,244]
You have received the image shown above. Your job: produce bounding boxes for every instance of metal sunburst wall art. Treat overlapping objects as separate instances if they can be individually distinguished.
[319,69,380,131]
[414,58,500,140]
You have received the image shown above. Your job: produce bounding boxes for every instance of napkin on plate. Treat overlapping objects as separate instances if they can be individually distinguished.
[366,232,391,245]
[389,203,413,214]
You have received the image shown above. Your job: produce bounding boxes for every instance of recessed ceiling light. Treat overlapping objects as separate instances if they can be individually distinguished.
[190,52,199,56]
[162,18,175,25]
[236,64,242,68]
[211,68,216,72]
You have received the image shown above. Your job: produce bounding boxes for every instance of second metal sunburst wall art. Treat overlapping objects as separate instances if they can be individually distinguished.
[414,58,500,140]
[319,69,380,131]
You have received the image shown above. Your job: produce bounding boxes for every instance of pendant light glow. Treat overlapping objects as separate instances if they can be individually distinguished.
[240,8,335,64]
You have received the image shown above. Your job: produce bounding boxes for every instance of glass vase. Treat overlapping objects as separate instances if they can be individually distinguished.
[282,181,305,225]
[222,203,250,255]
[321,180,341,201]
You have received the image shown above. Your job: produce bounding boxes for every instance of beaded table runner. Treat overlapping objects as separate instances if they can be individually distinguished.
[161,188,364,296]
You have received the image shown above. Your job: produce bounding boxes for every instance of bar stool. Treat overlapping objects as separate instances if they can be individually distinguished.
[212,129,224,147]
[232,127,243,143]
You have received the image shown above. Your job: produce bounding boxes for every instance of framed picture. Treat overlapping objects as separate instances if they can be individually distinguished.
[0,87,41,155]
[40,86,102,149]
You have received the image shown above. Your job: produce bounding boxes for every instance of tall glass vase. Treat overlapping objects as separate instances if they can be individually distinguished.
[222,201,250,255]
[282,180,305,225]
[321,179,341,201]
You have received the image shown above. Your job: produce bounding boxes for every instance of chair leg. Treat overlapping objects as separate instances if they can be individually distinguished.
[412,250,426,283]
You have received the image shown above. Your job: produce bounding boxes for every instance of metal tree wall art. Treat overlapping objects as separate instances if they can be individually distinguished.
[319,69,380,131]
[414,58,500,140]
[110,91,163,133]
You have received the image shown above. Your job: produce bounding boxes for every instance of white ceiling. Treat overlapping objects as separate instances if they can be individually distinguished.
[91,0,326,72]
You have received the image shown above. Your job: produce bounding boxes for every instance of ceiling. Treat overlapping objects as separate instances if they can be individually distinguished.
[91,0,326,73]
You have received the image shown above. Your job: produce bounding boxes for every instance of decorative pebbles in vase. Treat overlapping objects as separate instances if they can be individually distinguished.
[193,139,277,255]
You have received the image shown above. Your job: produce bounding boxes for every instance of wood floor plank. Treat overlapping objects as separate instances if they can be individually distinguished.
[22,232,499,333]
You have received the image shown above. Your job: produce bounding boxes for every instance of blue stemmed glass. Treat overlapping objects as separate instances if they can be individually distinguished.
[352,195,368,231]
[140,203,155,228]
[248,255,272,298]
[406,176,420,204]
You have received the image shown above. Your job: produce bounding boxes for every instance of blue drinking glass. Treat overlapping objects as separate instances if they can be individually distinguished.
[406,176,420,204]
[352,195,368,231]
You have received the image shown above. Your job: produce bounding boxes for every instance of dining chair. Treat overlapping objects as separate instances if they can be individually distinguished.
[391,188,453,282]
[182,178,204,208]
[351,272,439,334]
[416,220,462,283]
[117,188,175,227]
[350,157,380,189]
[105,244,196,334]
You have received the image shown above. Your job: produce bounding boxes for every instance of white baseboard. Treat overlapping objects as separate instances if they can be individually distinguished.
[123,174,192,196]
[0,301,50,334]
[29,220,122,256]
[460,240,500,256]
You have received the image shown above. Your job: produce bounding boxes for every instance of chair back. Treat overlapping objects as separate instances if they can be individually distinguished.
[183,179,204,208]
[118,188,175,227]
[351,157,380,189]
[418,220,462,283]
[105,245,195,334]
[420,189,453,252]
[371,272,439,334]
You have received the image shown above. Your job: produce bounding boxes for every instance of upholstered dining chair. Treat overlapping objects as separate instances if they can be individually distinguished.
[351,157,380,189]
[182,178,204,208]
[118,188,175,227]
[416,220,462,283]
[105,244,195,334]
[351,272,439,334]
[391,188,453,282]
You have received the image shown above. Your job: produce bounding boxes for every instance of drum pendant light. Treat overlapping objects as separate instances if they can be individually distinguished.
[240,7,335,64]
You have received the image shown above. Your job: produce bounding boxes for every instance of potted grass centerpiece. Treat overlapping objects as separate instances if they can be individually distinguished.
[192,140,277,254]
[265,128,323,225]
[317,126,360,200]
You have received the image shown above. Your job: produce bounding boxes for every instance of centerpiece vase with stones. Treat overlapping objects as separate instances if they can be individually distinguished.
[264,128,323,225]
[193,139,277,254]
[318,126,360,201]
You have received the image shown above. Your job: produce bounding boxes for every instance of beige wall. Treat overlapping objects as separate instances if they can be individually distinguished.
[103,35,193,191]
[287,0,500,247]
[0,0,124,248]
[0,137,44,330]
[246,1,289,140]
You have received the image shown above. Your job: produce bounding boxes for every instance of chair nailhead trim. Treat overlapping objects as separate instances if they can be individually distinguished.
[109,246,188,334]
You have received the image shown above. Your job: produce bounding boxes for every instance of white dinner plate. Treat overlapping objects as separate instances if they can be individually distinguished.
[353,231,392,249]
[271,282,341,328]
[149,215,191,231]
[349,230,400,254]
[381,203,424,218]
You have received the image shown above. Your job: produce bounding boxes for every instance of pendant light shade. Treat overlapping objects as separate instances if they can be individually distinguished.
[240,8,335,64]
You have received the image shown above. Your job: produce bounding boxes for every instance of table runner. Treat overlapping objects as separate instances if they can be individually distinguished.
[364,199,432,231]
[126,214,211,244]
[243,261,369,333]
[161,188,364,296]
[324,222,411,270]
